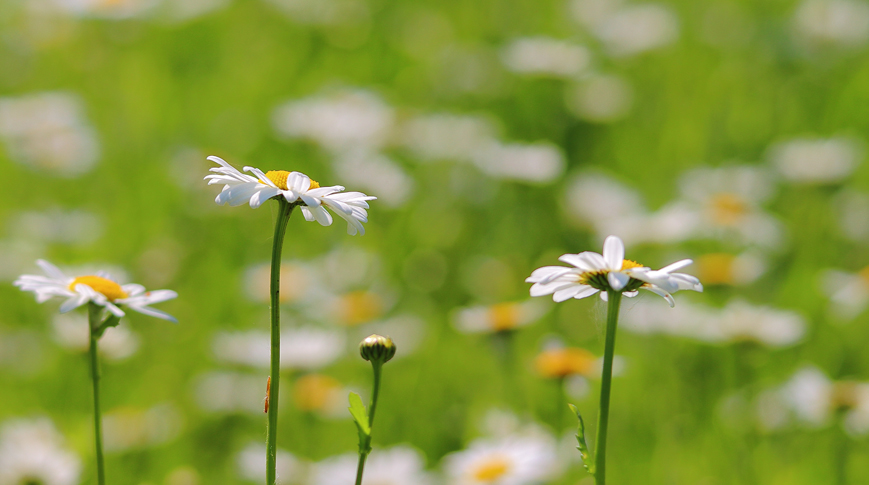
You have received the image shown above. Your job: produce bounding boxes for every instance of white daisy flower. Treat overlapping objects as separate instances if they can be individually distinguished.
[14,259,177,322]
[204,156,376,235]
[0,417,81,485]
[452,300,548,334]
[821,267,869,320]
[310,445,433,485]
[526,235,702,307]
[442,431,560,485]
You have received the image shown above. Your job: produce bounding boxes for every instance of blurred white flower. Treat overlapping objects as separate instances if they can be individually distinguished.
[193,371,270,415]
[206,156,376,235]
[322,289,393,327]
[291,374,354,417]
[593,4,679,56]
[52,313,140,361]
[243,261,321,304]
[820,267,869,320]
[9,208,103,245]
[15,259,178,322]
[0,92,99,177]
[453,300,547,334]
[758,366,869,436]
[442,429,561,485]
[213,327,345,371]
[645,165,783,248]
[470,142,565,183]
[565,172,646,234]
[570,0,679,57]
[102,403,183,452]
[694,251,768,287]
[769,137,862,184]
[526,235,702,307]
[272,89,393,153]
[310,445,432,485]
[500,37,592,78]
[622,298,805,347]
[0,418,81,485]
[565,74,633,123]
[237,442,302,484]
[793,0,869,47]
[399,113,498,163]
[332,151,414,208]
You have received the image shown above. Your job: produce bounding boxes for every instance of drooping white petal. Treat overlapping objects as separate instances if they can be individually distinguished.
[553,285,584,302]
[608,271,629,291]
[127,305,177,323]
[36,259,67,280]
[603,236,625,271]
[59,293,89,313]
[558,254,596,271]
[577,251,608,271]
[104,302,126,317]
[642,285,676,307]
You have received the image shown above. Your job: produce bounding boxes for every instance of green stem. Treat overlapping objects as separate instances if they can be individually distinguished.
[88,303,106,485]
[355,362,383,485]
[594,289,622,485]
[266,199,295,485]
[835,413,849,485]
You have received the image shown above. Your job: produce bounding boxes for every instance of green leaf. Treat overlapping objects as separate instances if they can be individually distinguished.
[568,404,594,476]
[348,393,372,455]
[94,314,122,338]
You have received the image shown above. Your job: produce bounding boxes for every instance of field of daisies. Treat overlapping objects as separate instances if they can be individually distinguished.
[2,0,869,483]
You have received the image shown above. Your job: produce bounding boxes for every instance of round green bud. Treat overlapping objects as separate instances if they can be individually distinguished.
[359,334,396,364]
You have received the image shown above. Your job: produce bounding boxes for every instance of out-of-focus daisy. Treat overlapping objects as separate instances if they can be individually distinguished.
[0,92,99,177]
[236,442,302,485]
[271,89,393,153]
[398,113,498,163]
[332,151,414,208]
[564,172,646,239]
[442,429,561,485]
[291,374,350,417]
[52,313,140,361]
[0,417,81,485]
[793,0,869,47]
[768,137,862,184]
[757,366,869,436]
[14,259,177,322]
[193,371,270,415]
[526,235,702,307]
[570,0,679,57]
[205,156,376,235]
[212,327,346,371]
[645,165,783,248]
[453,300,547,334]
[470,142,565,183]
[310,445,432,485]
[327,290,391,327]
[534,346,596,379]
[242,261,320,304]
[694,251,768,286]
[500,37,592,78]
[621,299,805,348]
[820,267,869,320]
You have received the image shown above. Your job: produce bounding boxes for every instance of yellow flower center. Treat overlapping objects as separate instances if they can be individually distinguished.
[261,170,320,191]
[858,266,869,287]
[620,259,643,270]
[292,374,341,412]
[472,456,511,482]
[68,276,128,301]
[488,303,521,331]
[709,193,748,226]
[338,291,384,326]
[535,347,596,378]
[697,253,736,285]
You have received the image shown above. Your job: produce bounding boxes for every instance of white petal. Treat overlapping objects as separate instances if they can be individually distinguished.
[603,236,625,270]
[643,285,675,307]
[558,254,595,271]
[129,305,177,323]
[608,271,629,291]
[36,260,67,280]
[577,251,608,271]
[104,302,126,317]
[553,285,584,302]
[59,293,89,313]
[573,286,600,300]
[659,259,693,273]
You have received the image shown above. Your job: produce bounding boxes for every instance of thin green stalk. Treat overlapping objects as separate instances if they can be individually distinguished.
[835,412,849,485]
[594,289,622,485]
[355,362,383,485]
[267,199,295,485]
[87,303,106,485]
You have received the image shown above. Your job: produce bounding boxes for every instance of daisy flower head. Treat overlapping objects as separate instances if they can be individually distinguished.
[204,156,376,235]
[14,260,177,323]
[526,235,702,307]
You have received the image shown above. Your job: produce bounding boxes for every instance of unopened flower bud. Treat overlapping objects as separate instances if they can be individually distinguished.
[359,334,396,364]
